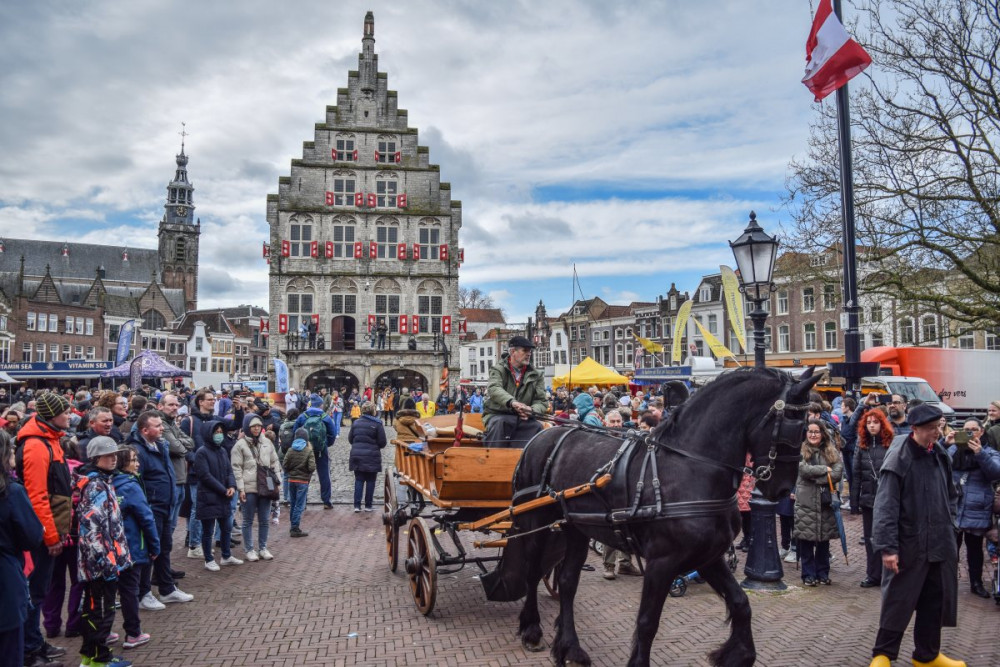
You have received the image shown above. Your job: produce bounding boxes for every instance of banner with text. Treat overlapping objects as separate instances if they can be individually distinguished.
[719,265,747,354]
[116,319,136,366]
[671,299,693,364]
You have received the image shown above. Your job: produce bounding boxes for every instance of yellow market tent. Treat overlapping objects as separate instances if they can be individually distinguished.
[552,357,630,389]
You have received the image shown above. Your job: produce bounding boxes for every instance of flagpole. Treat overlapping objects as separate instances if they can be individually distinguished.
[833,0,863,399]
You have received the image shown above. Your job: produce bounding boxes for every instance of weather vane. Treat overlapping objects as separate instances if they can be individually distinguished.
[179,122,188,152]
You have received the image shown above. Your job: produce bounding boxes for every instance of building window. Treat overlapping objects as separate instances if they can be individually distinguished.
[330,294,357,315]
[62,344,70,359]
[571,348,579,364]
[377,140,396,163]
[375,225,398,258]
[899,318,914,345]
[38,314,47,332]
[870,305,883,323]
[778,325,790,353]
[592,330,600,342]
[21,343,31,362]
[75,345,83,359]
[803,323,817,351]
[195,337,203,352]
[555,332,562,346]
[334,137,355,161]
[36,346,45,362]
[418,226,440,260]
[763,327,772,352]
[708,314,718,335]
[870,330,884,347]
[289,222,312,257]
[332,178,356,206]
[374,294,400,332]
[920,315,937,344]
[958,329,975,349]
[143,309,166,331]
[175,237,186,262]
[699,286,711,302]
[823,284,837,310]
[200,357,207,372]
[65,316,74,333]
[26,312,35,331]
[777,290,788,315]
[824,322,838,350]
[615,343,624,366]
[76,318,85,335]
[810,254,830,267]
[332,224,356,257]
[625,342,633,366]
[85,319,93,336]
[376,179,398,207]
[987,329,1000,351]
[417,295,442,333]
[50,344,59,362]
[802,287,815,312]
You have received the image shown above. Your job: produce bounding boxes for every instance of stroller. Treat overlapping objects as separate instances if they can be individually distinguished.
[669,545,739,598]
[988,486,1000,605]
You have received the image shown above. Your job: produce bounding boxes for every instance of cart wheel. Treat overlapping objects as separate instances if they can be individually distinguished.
[542,560,562,600]
[669,577,687,597]
[589,539,604,556]
[404,517,437,615]
[383,476,400,572]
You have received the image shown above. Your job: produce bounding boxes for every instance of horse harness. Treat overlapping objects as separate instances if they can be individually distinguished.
[512,393,811,549]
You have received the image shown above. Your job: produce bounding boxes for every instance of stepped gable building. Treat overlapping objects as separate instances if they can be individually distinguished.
[0,146,199,380]
[267,12,463,393]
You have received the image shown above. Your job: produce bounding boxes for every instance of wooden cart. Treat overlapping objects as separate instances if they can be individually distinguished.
[383,413,607,615]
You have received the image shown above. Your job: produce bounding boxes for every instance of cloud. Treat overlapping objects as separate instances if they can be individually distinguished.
[0,0,817,316]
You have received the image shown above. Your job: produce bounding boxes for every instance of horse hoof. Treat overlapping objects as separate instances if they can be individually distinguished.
[522,638,546,652]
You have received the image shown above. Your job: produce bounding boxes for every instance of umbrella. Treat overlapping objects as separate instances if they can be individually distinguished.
[828,472,849,565]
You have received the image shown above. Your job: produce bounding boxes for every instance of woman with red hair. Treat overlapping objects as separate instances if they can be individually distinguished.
[852,398,895,588]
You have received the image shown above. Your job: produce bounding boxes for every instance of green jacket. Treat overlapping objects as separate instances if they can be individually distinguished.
[483,353,547,425]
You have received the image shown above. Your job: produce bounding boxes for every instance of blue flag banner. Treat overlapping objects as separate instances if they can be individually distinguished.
[116,319,136,366]
[273,358,289,393]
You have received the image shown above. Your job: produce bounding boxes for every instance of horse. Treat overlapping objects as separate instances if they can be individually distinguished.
[480,366,822,667]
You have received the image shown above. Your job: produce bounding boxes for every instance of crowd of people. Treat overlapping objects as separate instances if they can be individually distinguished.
[3,371,1000,667]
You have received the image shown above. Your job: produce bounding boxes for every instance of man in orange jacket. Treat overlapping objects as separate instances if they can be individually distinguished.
[16,392,73,667]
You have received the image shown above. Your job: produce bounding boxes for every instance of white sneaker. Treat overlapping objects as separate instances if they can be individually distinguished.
[139,592,165,611]
[258,548,274,561]
[221,555,244,566]
[245,549,259,562]
[160,588,194,603]
[204,560,221,572]
[187,546,204,559]
[784,551,798,563]
[778,548,789,558]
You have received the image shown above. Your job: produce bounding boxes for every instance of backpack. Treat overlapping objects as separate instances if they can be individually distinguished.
[303,414,328,455]
[278,421,296,453]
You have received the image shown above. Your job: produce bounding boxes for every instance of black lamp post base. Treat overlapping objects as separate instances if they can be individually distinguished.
[740,491,786,591]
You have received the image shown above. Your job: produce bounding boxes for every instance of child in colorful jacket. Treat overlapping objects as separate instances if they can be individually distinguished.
[76,436,133,667]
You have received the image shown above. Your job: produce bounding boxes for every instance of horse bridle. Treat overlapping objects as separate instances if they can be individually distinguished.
[745,395,811,481]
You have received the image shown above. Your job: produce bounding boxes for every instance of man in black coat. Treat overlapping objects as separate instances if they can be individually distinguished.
[869,404,964,667]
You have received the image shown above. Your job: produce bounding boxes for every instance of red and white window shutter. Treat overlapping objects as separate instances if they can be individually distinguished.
[440,245,448,261]
[397,194,407,208]
[397,243,407,260]
[399,315,408,334]
[325,241,334,258]
[412,243,421,260]
[262,242,270,258]
[354,241,363,259]
[310,241,318,258]
[367,193,377,208]
[354,192,364,207]
[369,241,377,259]
[442,316,451,334]
[368,314,376,332]
[278,314,288,334]
[412,315,420,332]
[325,191,335,206]
[458,248,465,263]
[352,149,358,161]
[395,151,401,164]
[281,240,290,257]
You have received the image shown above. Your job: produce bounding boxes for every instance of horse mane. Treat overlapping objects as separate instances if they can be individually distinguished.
[653,366,788,439]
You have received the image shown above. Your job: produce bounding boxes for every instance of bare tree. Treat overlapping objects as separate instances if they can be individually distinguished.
[785,0,1000,329]
[458,286,497,310]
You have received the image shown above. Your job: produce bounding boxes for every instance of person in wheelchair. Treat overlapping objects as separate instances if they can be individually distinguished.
[483,336,546,448]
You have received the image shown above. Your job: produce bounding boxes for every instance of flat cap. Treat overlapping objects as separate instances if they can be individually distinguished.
[906,403,943,427]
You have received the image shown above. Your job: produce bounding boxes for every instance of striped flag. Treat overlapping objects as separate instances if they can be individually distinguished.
[802,0,872,102]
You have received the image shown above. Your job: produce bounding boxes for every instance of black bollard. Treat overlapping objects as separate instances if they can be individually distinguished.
[740,488,786,590]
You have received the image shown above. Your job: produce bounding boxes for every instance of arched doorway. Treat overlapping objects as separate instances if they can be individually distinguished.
[330,316,356,351]
[304,368,360,394]
[374,369,428,393]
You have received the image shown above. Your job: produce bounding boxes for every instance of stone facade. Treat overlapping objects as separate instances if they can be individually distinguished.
[267,12,462,393]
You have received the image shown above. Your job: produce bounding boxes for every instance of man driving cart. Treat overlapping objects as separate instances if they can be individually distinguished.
[483,336,547,448]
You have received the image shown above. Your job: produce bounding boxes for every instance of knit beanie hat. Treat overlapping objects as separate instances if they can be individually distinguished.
[36,392,71,421]
[309,394,323,408]
[294,428,308,441]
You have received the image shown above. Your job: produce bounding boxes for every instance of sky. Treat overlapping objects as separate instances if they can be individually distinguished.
[0,0,830,325]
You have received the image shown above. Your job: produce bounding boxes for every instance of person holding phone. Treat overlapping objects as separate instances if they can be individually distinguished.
[946,418,1000,598]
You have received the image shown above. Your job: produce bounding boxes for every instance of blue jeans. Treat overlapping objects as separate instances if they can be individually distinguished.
[288,482,309,528]
[168,484,185,537]
[241,493,271,551]
[331,411,342,437]
[201,518,231,561]
[799,539,830,581]
[23,543,55,654]
[188,482,201,548]
[354,471,378,509]
[316,448,331,505]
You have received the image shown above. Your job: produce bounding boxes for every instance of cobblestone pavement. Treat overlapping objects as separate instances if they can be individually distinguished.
[43,426,1000,666]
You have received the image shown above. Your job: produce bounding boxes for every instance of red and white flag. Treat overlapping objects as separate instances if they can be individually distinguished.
[802,0,872,102]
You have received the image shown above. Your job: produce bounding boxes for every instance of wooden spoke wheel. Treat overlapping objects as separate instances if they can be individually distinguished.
[383,475,400,572]
[404,517,437,615]
[542,560,562,600]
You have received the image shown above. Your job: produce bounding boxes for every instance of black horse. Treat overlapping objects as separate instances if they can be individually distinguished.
[481,366,821,667]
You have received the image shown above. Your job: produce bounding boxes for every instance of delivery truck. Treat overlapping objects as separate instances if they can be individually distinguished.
[861,346,999,420]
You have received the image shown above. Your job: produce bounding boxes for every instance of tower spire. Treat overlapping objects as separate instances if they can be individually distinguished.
[360,11,377,96]
[164,128,194,225]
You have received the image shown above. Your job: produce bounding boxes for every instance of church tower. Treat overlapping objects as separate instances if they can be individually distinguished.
[158,137,200,312]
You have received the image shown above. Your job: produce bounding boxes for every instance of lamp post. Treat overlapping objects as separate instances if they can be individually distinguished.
[729,211,785,590]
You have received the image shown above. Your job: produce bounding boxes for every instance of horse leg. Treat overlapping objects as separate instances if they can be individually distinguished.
[700,555,756,667]
[550,527,592,666]
[625,556,677,667]
[517,534,546,651]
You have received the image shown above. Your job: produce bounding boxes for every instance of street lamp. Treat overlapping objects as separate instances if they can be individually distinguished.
[729,211,778,369]
[729,211,784,591]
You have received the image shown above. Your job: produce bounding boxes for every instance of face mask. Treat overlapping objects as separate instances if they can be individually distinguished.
[212,433,225,445]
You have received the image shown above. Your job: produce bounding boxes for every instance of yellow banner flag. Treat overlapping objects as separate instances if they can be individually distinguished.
[692,317,737,361]
[633,333,663,354]
[719,265,747,354]
[671,299,693,364]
